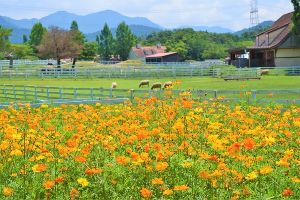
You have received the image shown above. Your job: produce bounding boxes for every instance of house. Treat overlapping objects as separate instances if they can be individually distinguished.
[248,12,300,67]
[129,44,180,62]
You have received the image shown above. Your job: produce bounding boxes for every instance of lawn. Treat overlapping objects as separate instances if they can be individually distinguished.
[0,76,299,90]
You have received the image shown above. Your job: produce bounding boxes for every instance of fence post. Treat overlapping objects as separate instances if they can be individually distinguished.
[13,85,16,100]
[252,90,257,101]
[110,88,113,98]
[24,86,27,100]
[59,88,63,99]
[3,85,7,98]
[130,89,134,102]
[74,88,78,99]
[34,86,37,101]
[98,87,102,98]
[46,87,50,100]
[90,88,94,100]
[214,90,218,99]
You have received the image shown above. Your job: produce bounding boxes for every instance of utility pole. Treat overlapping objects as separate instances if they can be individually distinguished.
[250,0,259,27]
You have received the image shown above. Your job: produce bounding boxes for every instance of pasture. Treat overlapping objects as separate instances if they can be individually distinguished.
[0,76,299,90]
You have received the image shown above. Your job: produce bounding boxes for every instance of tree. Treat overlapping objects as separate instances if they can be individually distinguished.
[79,42,98,60]
[0,25,12,55]
[70,20,85,67]
[291,0,300,38]
[23,34,28,43]
[97,23,114,60]
[70,20,79,31]
[0,26,12,66]
[10,44,35,59]
[115,22,135,61]
[37,27,82,68]
[166,40,188,60]
[29,23,47,52]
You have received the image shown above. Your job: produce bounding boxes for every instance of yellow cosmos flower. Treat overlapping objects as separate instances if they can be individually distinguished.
[245,171,258,180]
[259,166,273,175]
[77,178,89,187]
[151,178,164,185]
[291,177,300,183]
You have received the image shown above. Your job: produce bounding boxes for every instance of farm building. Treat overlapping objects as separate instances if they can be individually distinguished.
[229,12,300,67]
[248,12,300,67]
[145,52,180,63]
[129,44,179,62]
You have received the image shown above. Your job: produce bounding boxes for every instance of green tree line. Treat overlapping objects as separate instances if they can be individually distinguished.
[1,0,298,63]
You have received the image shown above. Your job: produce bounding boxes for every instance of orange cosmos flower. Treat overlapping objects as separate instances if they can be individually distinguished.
[3,187,13,196]
[43,180,55,190]
[163,189,173,195]
[243,138,256,150]
[32,164,47,173]
[116,156,129,165]
[70,188,80,200]
[151,178,164,185]
[282,188,293,197]
[155,162,169,171]
[182,100,193,108]
[140,188,152,198]
[55,176,65,183]
[227,142,241,153]
[174,185,189,191]
[199,171,210,180]
[85,168,103,176]
[74,156,87,163]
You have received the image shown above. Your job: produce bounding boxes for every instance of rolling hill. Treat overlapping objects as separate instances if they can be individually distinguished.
[0,10,162,43]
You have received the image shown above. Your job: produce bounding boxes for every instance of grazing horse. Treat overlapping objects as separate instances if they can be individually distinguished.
[151,83,162,90]
[111,82,117,89]
[139,80,150,88]
[261,69,270,76]
[163,81,173,89]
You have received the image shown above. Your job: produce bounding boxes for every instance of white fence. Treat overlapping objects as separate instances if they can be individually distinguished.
[0,85,299,104]
[0,60,57,66]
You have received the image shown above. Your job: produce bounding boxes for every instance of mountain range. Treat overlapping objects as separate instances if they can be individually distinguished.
[234,21,274,36]
[0,10,273,43]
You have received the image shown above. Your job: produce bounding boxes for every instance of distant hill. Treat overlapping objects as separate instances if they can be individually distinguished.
[0,10,163,43]
[0,10,161,33]
[0,16,31,43]
[86,25,161,41]
[234,21,274,36]
[180,26,233,33]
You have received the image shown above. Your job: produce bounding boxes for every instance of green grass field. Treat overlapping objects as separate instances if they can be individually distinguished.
[0,76,299,90]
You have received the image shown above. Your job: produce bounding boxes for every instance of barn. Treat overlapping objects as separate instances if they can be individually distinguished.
[128,44,179,63]
[145,52,180,63]
[248,12,300,67]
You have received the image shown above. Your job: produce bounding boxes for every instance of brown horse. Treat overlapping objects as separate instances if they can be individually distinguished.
[139,80,150,88]
[151,83,162,90]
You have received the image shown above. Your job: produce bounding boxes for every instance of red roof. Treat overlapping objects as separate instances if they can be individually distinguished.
[145,52,178,59]
[249,12,293,50]
[132,46,166,58]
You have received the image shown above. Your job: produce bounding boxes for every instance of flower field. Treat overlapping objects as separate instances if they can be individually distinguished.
[0,98,299,199]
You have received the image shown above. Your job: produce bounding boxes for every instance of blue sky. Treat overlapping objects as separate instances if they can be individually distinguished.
[0,0,293,30]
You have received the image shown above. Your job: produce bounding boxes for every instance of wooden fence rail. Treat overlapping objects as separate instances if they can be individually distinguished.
[0,85,299,104]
